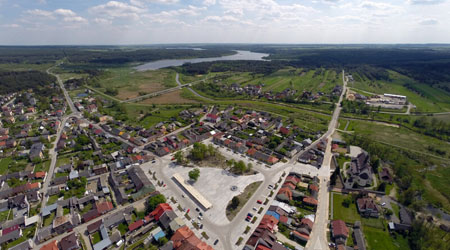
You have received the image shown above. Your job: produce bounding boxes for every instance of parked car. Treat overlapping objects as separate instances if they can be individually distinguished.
[247,213,254,218]
[252,207,257,211]
[196,207,200,212]
[214,239,219,245]
[381,202,386,206]
[257,200,262,204]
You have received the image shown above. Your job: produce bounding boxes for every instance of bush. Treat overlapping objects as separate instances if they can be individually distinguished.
[188,168,200,182]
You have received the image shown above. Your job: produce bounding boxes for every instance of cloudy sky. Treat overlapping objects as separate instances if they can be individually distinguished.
[0,0,448,45]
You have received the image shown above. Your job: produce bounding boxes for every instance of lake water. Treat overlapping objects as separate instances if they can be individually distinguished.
[134,50,269,71]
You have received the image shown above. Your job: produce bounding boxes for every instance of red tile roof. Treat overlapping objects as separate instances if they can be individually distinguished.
[40,240,58,250]
[246,148,257,156]
[279,127,289,135]
[277,187,293,201]
[303,197,318,206]
[301,218,313,230]
[128,220,144,232]
[96,201,114,214]
[292,230,310,241]
[35,171,46,178]
[331,220,349,238]
[150,203,173,221]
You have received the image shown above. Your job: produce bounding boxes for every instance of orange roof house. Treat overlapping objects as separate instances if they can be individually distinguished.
[40,240,58,250]
[150,203,173,221]
[171,226,213,250]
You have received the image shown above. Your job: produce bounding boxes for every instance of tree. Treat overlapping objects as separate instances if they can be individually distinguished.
[188,168,200,182]
[342,197,352,208]
[148,194,166,211]
[233,160,246,174]
[385,208,393,216]
[230,197,240,209]
[174,151,185,164]
[371,157,380,174]
[247,163,253,172]
[158,237,169,246]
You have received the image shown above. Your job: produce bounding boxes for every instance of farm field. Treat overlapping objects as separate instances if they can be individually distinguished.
[95,67,177,100]
[346,119,450,159]
[350,70,450,112]
[138,89,199,104]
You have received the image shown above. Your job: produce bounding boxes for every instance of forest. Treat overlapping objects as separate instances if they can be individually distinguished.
[0,46,234,65]
[0,70,56,94]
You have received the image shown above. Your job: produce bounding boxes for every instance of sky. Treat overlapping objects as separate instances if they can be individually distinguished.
[0,0,449,45]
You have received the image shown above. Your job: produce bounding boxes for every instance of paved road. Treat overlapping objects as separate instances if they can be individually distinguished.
[306,70,347,250]
[36,63,82,234]
[124,73,213,103]
[175,73,214,102]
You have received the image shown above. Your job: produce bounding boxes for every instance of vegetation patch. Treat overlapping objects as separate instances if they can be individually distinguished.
[226,181,262,220]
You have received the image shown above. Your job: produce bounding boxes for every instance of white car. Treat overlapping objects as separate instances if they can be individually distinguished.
[381,202,386,206]
[253,207,257,211]
[198,216,203,220]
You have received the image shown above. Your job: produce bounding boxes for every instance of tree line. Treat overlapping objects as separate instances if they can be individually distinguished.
[0,70,56,94]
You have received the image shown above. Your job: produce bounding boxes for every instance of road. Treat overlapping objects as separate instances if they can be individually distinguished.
[306,70,347,250]
[36,63,82,235]
[124,73,213,103]
[175,73,214,102]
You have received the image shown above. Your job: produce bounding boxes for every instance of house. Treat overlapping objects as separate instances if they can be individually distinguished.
[128,219,144,232]
[93,164,108,175]
[331,220,349,245]
[352,221,366,250]
[206,113,221,123]
[356,198,379,218]
[127,166,152,191]
[159,210,177,230]
[58,233,79,250]
[96,201,114,215]
[345,151,373,188]
[82,209,100,223]
[291,230,310,242]
[87,104,98,113]
[150,203,173,221]
[380,167,393,184]
[10,238,34,250]
[29,143,45,161]
[171,226,213,250]
[303,196,318,206]
[279,127,289,136]
[40,240,58,250]
[258,214,279,233]
[0,227,21,244]
[53,215,73,234]
[246,227,277,247]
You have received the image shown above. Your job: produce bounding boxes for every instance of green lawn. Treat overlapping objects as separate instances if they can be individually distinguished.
[4,225,36,249]
[0,210,10,223]
[364,226,410,250]
[34,160,51,172]
[43,213,55,227]
[56,156,71,167]
[0,157,13,175]
[80,202,93,215]
[91,231,101,244]
[47,194,60,205]
[332,193,361,224]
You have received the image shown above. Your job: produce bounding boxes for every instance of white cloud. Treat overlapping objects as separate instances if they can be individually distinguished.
[2,23,21,28]
[203,0,216,6]
[23,8,87,25]
[418,17,438,25]
[90,1,146,21]
[408,0,446,5]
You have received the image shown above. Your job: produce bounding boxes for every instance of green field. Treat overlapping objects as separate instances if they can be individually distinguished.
[343,119,450,159]
[332,192,410,250]
[94,67,177,100]
[364,226,410,250]
[0,157,13,175]
[332,193,361,224]
[351,70,450,112]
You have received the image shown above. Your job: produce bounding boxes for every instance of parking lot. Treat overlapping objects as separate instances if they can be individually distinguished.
[161,163,265,225]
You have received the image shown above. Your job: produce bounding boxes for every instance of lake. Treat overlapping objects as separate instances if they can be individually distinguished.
[134,50,269,71]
